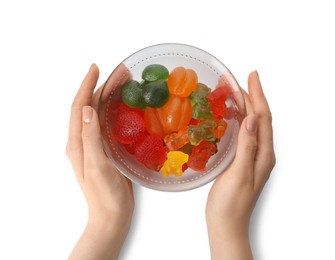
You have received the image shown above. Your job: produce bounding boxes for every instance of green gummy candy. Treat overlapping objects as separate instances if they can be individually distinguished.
[188,120,217,146]
[142,64,169,82]
[192,103,214,120]
[121,80,146,109]
[142,80,170,108]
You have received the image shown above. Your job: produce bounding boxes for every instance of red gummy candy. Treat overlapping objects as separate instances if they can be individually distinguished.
[118,102,144,117]
[135,135,164,166]
[187,141,217,171]
[208,87,227,117]
[113,110,146,144]
[145,146,169,172]
[123,142,137,154]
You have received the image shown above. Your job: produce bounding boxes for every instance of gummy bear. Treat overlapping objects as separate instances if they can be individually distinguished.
[161,151,189,178]
[164,126,189,151]
[135,135,164,166]
[189,83,213,120]
[144,95,192,138]
[113,108,146,144]
[187,141,217,172]
[167,66,198,97]
[189,83,211,105]
[214,119,228,139]
[188,120,217,146]
[207,86,228,118]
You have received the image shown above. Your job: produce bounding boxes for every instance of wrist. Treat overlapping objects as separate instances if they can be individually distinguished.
[206,215,252,260]
[88,208,133,234]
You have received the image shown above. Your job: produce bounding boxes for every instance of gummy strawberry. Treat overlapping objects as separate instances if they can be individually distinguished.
[113,110,146,144]
[123,142,137,155]
[145,146,169,172]
[117,102,144,117]
[135,135,164,165]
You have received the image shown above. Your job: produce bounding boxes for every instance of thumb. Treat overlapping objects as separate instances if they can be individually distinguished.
[82,106,106,169]
[233,114,258,173]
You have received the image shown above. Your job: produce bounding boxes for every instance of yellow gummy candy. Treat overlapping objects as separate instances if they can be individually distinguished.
[161,151,189,178]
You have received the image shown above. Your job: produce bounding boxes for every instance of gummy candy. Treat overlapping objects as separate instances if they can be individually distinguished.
[142,64,169,82]
[178,142,194,156]
[214,119,228,139]
[113,109,146,144]
[121,80,146,109]
[207,86,227,117]
[112,64,232,177]
[188,120,217,146]
[117,102,144,117]
[192,102,214,120]
[135,135,164,166]
[164,126,189,151]
[189,83,211,105]
[144,95,192,137]
[189,83,214,120]
[142,80,170,108]
[167,66,198,97]
[123,142,137,155]
[189,118,203,126]
[187,141,217,171]
[161,151,189,178]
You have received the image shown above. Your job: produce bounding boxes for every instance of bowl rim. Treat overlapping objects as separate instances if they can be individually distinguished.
[98,43,245,192]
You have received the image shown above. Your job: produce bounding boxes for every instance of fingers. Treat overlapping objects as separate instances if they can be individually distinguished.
[81,106,107,174]
[247,71,275,189]
[72,64,100,109]
[232,114,258,182]
[248,71,271,120]
[67,64,100,178]
[241,88,253,115]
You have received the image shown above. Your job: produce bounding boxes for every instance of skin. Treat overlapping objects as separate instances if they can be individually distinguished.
[66,64,134,260]
[66,65,275,260]
[206,71,276,260]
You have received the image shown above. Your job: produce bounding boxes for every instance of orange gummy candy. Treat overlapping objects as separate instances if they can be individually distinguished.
[214,119,228,139]
[144,95,192,138]
[164,126,189,151]
[167,66,198,97]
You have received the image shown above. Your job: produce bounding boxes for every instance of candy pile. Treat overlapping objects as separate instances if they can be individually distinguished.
[111,64,231,178]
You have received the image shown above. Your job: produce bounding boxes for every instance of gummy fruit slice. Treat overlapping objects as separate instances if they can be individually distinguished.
[142,64,169,82]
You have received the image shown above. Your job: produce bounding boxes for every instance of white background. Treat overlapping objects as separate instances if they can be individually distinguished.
[1,0,335,259]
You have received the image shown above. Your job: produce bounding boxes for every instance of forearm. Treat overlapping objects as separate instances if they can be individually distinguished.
[206,216,253,260]
[69,215,132,260]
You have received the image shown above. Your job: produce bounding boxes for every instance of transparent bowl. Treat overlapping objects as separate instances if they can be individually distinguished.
[98,43,245,192]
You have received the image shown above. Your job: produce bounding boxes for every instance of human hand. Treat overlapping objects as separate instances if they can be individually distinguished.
[206,71,276,260]
[66,64,134,260]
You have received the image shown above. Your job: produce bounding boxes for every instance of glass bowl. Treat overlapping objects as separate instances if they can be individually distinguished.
[98,43,245,192]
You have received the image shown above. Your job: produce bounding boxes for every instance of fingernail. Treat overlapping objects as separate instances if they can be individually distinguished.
[83,106,93,123]
[254,70,259,78]
[246,114,257,132]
